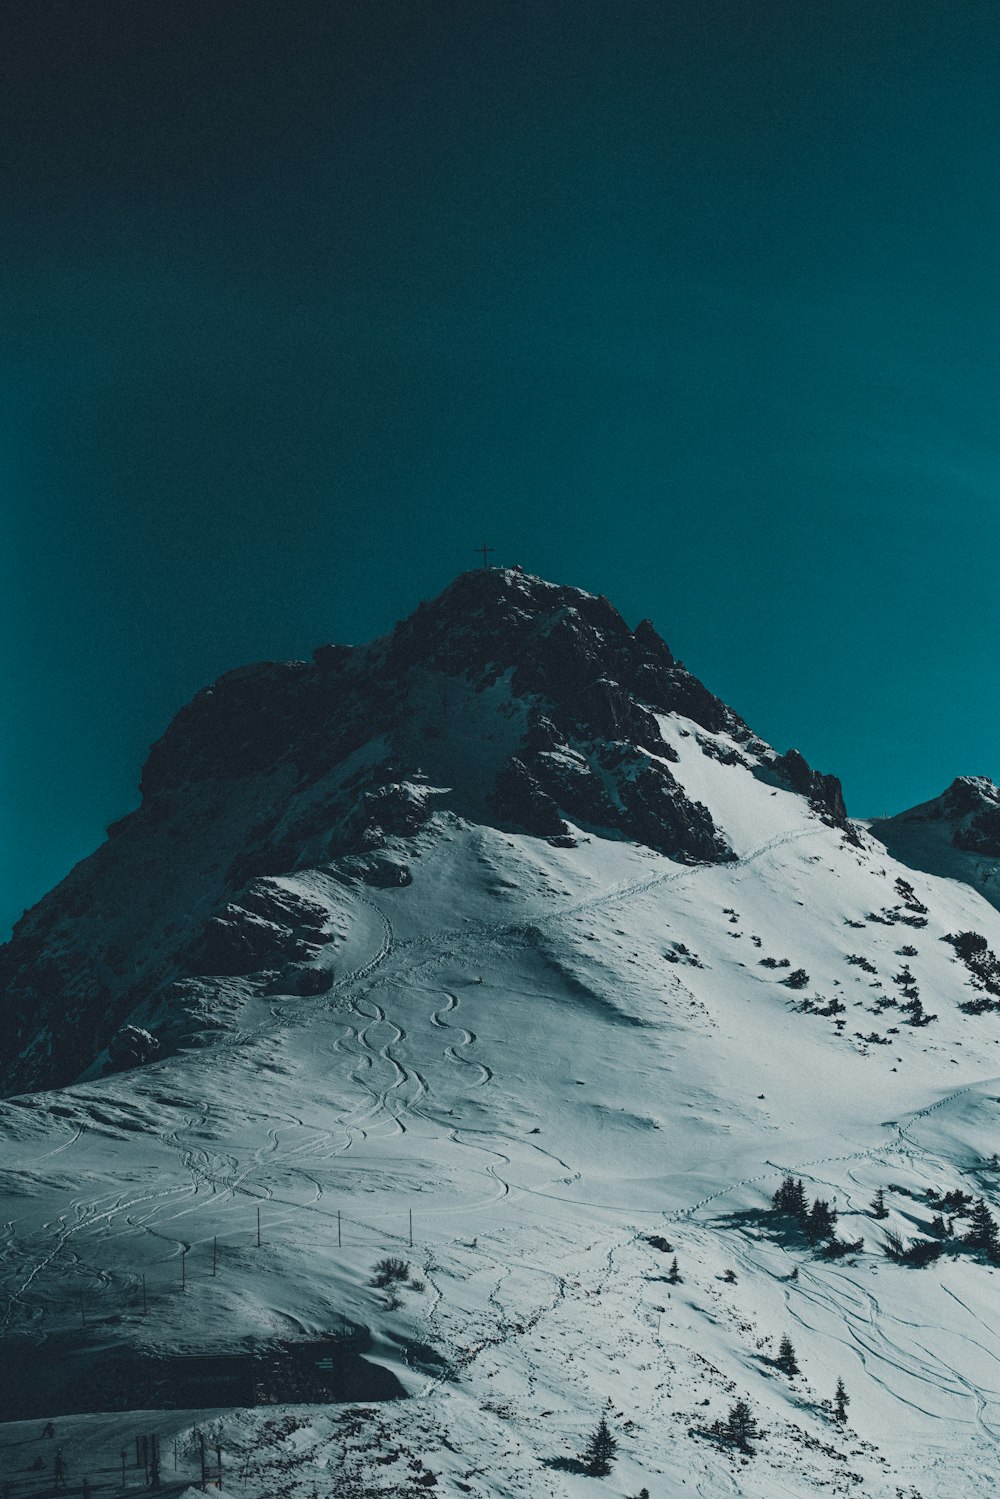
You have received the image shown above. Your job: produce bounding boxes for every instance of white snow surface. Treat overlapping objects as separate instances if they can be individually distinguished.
[5,716,1000,1496]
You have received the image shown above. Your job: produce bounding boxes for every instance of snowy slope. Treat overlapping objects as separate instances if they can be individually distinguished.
[3,572,1000,1498]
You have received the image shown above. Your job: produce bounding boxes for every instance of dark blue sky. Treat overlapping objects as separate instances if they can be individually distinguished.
[4,0,1000,937]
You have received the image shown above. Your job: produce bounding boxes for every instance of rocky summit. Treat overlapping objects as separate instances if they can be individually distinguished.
[0,568,844,1097]
[3,570,1000,1499]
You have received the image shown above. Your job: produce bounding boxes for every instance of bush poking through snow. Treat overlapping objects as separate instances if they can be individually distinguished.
[882,1230,943,1267]
[821,1235,865,1259]
[371,1256,410,1288]
[782,968,810,990]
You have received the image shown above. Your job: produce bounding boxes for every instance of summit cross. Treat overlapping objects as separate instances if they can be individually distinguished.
[476,542,495,569]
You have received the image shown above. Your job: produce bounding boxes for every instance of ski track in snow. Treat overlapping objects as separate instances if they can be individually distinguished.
[137,823,833,1240]
[431,992,492,1087]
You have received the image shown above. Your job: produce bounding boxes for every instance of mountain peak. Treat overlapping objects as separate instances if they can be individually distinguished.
[0,568,849,1094]
[385,565,672,673]
[871,775,1000,908]
[879,774,1000,826]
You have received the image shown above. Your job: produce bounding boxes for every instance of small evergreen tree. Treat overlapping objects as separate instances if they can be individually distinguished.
[581,1415,618,1477]
[964,1199,1000,1262]
[772,1176,808,1219]
[833,1377,850,1423]
[805,1198,837,1245]
[776,1334,799,1375]
[724,1399,760,1453]
[871,1186,888,1219]
[666,1256,682,1284]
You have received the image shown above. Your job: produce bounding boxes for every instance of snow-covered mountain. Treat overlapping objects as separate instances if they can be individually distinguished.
[871,775,1000,913]
[0,567,846,1099]
[3,568,1000,1499]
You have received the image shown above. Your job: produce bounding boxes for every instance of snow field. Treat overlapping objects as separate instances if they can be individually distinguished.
[7,729,1000,1493]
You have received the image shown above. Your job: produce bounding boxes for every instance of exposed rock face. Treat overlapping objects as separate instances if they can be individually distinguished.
[195,879,333,976]
[107,1025,159,1072]
[937,777,1000,822]
[770,748,848,829]
[197,907,299,976]
[489,757,568,838]
[954,807,1000,857]
[922,777,1000,854]
[0,567,843,1095]
[385,570,749,744]
[614,756,733,863]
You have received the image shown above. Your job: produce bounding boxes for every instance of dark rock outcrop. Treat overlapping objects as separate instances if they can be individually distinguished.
[107,1025,160,1073]
[489,757,568,838]
[197,907,298,976]
[609,753,734,864]
[954,806,1000,857]
[771,748,848,828]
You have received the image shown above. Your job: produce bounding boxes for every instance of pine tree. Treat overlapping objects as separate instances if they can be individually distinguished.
[805,1198,837,1245]
[871,1186,888,1219]
[964,1198,1000,1261]
[581,1415,618,1477]
[666,1256,682,1284]
[772,1176,809,1219]
[833,1377,850,1423]
[776,1334,799,1376]
[724,1399,760,1453]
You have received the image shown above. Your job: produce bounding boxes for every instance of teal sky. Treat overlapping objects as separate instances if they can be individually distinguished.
[4,0,1000,937]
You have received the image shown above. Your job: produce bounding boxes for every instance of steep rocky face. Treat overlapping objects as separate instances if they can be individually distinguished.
[770,747,849,828]
[385,569,749,743]
[0,568,846,1096]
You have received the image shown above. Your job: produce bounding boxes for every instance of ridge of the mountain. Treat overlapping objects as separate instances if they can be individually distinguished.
[7,574,1000,1495]
[1,568,845,1096]
[871,774,1000,912]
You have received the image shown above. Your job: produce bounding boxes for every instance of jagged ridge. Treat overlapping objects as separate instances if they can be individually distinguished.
[0,568,847,1095]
